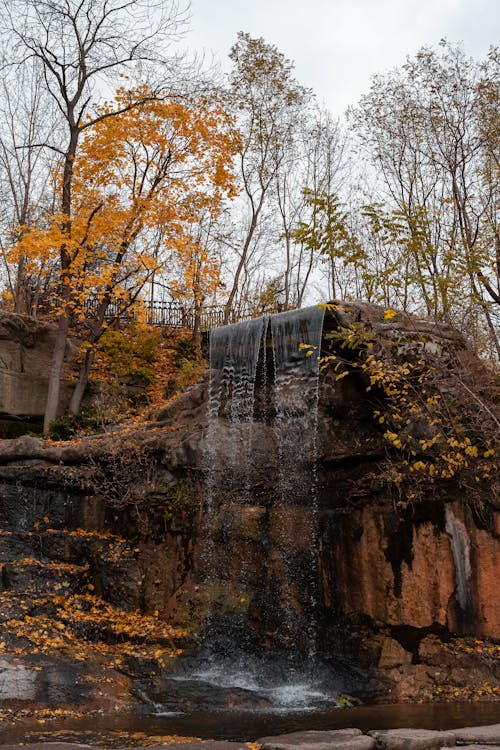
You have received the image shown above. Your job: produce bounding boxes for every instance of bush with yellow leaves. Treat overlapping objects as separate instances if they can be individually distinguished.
[322,309,499,502]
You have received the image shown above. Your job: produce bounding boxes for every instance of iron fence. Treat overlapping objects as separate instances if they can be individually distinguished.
[84,299,254,330]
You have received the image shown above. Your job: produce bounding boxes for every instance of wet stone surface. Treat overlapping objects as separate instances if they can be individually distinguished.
[368,729,456,750]
[258,729,375,750]
[453,726,500,744]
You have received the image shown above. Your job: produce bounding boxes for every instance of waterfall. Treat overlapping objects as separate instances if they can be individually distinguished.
[271,306,325,500]
[205,316,267,493]
[268,306,325,651]
[203,306,325,650]
[201,316,268,619]
[163,306,345,712]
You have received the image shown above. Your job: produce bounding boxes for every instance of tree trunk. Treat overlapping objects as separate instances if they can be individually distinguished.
[43,312,69,433]
[43,128,78,433]
[69,347,94,415]
[14,256,26,314]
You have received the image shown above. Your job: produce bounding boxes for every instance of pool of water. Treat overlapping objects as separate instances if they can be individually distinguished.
[2,703,500,745]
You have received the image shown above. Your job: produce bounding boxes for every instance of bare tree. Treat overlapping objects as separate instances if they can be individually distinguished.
[351,42,500,358]
[0,59,60,314]
[222,32,310,322]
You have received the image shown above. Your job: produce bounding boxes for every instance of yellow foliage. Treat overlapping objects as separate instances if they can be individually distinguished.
[7,85,240,321]
[327,326,500,491]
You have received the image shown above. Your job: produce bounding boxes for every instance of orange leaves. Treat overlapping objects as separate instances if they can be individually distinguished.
[1,588,188,667]
[8,85,239,323]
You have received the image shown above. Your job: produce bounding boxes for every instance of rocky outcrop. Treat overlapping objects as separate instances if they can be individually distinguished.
[0,311,75,421]
[0,302,498,711]
[327,500,499,640]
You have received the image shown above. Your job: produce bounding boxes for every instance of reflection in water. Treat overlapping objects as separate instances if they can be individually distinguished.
[3,703,500,745]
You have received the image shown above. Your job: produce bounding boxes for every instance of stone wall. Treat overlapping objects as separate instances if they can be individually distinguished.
[0,311,75,419]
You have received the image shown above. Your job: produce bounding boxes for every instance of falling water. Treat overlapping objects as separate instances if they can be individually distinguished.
[203,306,326,644]
[205,316,267,495]
[271,306,325,500]
[269,306,326,651]
[201,316,268,626]
[184,305,333,712]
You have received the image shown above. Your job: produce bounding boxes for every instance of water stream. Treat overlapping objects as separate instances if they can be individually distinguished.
[4,703,500,745]
[185,306,332,713]
[270,306,325,652]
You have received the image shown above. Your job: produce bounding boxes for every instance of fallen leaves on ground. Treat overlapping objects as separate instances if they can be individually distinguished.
[0,589,188,668]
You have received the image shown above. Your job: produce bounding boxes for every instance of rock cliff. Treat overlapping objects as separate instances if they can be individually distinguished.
[0,311,75,426]
[0,302,498,715]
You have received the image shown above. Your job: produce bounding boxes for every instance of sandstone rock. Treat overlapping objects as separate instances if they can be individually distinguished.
[453,726,500,744]
[331,499,500,641]
[378,637,413,668]
[368,730,455,750]
[90,545,142,611]
[0,656,37,700]
[0,311,76,419]
[258,729,374,750]
[2,558,88,596]
[419,635,456,667]
[0,531,36,561]
[380,664,436,702]
[0,301,498,708]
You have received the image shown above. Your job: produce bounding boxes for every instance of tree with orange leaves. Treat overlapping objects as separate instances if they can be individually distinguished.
[1,0,196,432]
[12,86,239,417]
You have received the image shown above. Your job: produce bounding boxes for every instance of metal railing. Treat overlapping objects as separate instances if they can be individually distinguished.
[84,299,254,330]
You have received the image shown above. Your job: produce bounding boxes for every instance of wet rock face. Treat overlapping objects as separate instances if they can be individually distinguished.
[324,501,500,641]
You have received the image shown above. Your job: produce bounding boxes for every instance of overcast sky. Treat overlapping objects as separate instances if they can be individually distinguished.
[186,0,499,116]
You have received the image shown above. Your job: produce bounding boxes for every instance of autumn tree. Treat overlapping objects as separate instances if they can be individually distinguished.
[0,0,190,431]
[13,87,238,414]
[168,210,225,353]
[351,42,500,358]
[222,32,310,322]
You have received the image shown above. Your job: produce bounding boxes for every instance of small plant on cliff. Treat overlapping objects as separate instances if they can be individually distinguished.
[163,474,200,523]
[48,409,101,440]
[86,437,155,509]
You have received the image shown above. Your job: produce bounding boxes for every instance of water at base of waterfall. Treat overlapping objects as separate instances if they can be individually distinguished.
[143,645,361,715]
[168,656,333,712]
[5,703,500,745]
